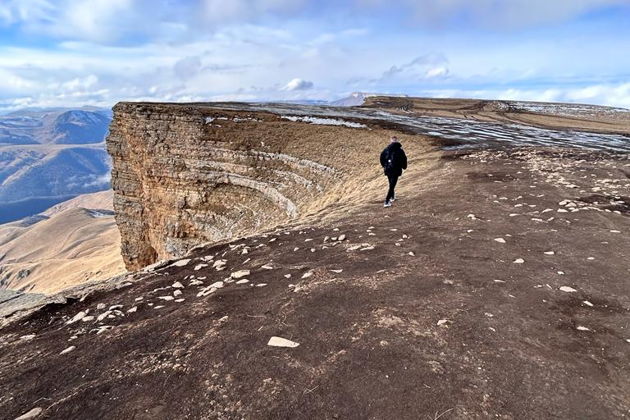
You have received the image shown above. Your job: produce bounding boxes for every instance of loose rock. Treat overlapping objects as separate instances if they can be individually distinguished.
[267,336,300,348]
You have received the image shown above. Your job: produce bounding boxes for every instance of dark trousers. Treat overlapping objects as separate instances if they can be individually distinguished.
[386,173,398,202]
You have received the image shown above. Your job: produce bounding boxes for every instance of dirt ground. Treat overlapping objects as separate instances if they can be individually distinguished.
[1,136,629,418]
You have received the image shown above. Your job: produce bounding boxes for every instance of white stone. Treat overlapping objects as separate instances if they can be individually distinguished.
[173,290,183,297]
[158,296,175,301]
[209,281,225,288]
[576,326,591,331]
[256,283,268,287]
[494,238,506,243]
[267,336,300,348]
[408,252,415,257]
[60,346,76,355]
[109,305,123,311]
[544,251,555,255]
[261,264,273,270]
[194,263,208,271]
[583,301,594,307]
[96,303,106,310]
[559,286,577,293]
[20,334,36,341]
[175,299,185,303]
[189,280,204,286]
[284,274,292,279]
[337,234,346,241]
[97,311,112,322]
[170,259,191,267]
[66,311,88,325]
[127,306,138,313]
[330,269,343,273]
[82,316,95,322]
[437,319,449,326]
[231,270,250,279]
[14,407,43,420]
[513,258,525,264]
[302,271,313,279]
[172,281,184,288]
[236,279,250,285]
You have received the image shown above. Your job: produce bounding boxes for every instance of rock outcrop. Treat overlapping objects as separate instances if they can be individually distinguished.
[107,103,381,270]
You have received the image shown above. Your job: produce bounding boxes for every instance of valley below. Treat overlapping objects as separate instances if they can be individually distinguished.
[0,97,629,419]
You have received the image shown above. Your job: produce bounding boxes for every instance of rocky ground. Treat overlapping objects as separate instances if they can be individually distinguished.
[1,139,628,418]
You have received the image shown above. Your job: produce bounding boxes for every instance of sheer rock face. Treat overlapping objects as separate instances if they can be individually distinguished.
[107,103,345,270]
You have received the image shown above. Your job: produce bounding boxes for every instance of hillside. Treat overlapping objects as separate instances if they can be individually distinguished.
[0,190,124,294]
[0,98,629,419]
[0,108,113,223]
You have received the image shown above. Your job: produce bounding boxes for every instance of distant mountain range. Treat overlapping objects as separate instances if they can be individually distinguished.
[0,108,112,223]
[0,108,112,145]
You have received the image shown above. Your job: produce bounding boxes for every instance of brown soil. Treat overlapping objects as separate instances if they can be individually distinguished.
[1,141,629,419]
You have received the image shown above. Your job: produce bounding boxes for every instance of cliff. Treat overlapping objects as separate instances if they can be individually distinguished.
[107,103,376,270]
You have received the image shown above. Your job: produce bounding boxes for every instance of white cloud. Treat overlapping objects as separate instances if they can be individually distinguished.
[356,0,628,29]
[283,78,314,91]
[376,53,450,83]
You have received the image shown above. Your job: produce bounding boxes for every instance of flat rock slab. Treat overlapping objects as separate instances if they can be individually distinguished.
[268,336,300,348]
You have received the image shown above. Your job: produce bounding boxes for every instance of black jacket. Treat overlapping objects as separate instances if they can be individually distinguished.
[380,142,408,176]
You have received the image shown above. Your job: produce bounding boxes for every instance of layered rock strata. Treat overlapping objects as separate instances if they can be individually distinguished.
[107,103,372,270]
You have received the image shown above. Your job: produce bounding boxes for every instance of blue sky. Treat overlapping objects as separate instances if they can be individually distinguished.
[0,0,629,112]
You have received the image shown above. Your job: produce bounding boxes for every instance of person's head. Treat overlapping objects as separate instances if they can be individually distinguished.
[390,136,399,143]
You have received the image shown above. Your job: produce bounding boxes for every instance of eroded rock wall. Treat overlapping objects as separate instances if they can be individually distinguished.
[107,103,348,270]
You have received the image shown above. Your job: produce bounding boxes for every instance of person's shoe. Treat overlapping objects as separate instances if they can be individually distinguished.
[384,200,392,208]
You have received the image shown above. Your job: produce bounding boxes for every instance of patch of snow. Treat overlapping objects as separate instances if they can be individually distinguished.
[282,115,367,128]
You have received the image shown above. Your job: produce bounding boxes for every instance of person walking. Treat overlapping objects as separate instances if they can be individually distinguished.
[380,136,407,207]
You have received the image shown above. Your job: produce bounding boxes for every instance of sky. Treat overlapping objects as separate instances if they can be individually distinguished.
[0,0,629,112]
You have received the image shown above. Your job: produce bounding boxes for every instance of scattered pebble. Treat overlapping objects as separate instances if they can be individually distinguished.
[256,283,268,287]
[20,334,36,341]
[576,326,591,332]
[437,319,449,326]
[261,264,273,270]
[231,270,250,279]
[408,252,415,257]
[330,269,343,273]
[284,274,292,279]
[513,258,525,264]
[236,279,250,285]
[559,286,577,293]
[96,303,106,310]
[172,282,184,289]
[127,306,138,313]
[544,251,555,255]
[14,407,43,420]
[494,238,506,243]
[173,290,183,297]
[583,301,594,307]
[267,336,300,348]
[158,296,175,301]
[170,259,191,267]
[66,311,88,325]
[302,271,313,279]
[60,346,76,355]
